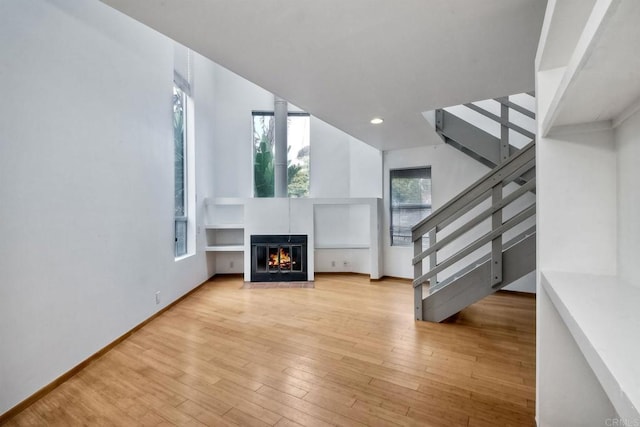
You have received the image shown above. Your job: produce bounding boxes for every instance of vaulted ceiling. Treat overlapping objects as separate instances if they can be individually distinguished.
[99,0,546,151]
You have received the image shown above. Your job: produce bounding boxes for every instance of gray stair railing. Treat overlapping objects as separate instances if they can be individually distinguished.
[435,94,536,169]
[411,141,536,321]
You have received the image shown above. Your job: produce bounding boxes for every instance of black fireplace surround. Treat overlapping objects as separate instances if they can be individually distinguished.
[250,235,308,282]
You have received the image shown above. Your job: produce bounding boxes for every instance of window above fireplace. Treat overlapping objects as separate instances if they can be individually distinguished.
[252,111,310,198]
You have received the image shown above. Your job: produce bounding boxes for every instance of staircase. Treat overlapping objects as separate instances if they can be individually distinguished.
[413,95,536,322]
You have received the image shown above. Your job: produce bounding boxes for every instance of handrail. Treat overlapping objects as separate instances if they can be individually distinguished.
[412,177,535,265]
[429,225,536,293]
[494,97,536,119]
[463,103,535,140]
[413,203,536,287]
[411,141,535,240]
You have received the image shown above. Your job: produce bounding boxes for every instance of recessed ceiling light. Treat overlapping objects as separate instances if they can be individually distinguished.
[370,117,384,124]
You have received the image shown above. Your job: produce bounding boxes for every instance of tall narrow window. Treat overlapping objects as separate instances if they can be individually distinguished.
[173,84,188,257]
[252,111,310,198]
[390,167,432,246]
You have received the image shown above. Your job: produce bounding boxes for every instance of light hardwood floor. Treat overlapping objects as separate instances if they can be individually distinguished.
[4,274,536,426]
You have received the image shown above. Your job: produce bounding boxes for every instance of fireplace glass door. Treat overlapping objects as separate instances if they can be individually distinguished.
[250,235,308,281]
[255,245,302,273]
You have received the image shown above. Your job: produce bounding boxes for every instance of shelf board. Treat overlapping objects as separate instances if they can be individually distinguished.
[205,245,244,252]
[212,197,246,205]
[204,224,244,229]
[311,197,381,206]
[542,0,640,136]
[314,244,370,250]
[541,270,640,421]
[535,0,597,72]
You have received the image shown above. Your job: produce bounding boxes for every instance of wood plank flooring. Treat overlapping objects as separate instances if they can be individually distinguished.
[4,274,536,426]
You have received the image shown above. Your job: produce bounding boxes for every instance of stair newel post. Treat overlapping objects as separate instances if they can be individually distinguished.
[500,101,510,162]
[491,178,503,287]
[413,236,423,321]
[491,101,509,287]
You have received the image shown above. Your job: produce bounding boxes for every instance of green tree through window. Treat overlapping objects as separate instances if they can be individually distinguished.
[173,84,188,256]
[252,112,310,197]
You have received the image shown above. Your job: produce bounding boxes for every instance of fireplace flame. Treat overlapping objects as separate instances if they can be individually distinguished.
[269,247,293,269]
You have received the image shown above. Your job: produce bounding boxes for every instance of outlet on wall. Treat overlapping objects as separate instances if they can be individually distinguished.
[155,291,160,305]
[230,261,234,268]
[331,261,335,267]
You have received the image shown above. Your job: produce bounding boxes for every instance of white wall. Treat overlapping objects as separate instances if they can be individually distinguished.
[0,0,215,414]
[310,118,352,197]
[350,136,384,197]
[314,204,372,274]
[212,65,273,198]
[537,129,617,276]
[616,109,640,287]
[382,142,489,279]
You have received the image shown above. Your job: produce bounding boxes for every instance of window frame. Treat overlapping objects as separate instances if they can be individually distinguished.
[174,73,191,258]
[389,166,432,247]
[251,110,310,198]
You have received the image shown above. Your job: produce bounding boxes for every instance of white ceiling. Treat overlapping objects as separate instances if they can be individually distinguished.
[99,0,546,151]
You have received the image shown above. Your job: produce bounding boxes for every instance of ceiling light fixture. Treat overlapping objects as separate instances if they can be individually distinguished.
[370,117,384,124]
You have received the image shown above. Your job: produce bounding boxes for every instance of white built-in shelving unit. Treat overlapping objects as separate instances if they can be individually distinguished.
[538,0,640,136]
[541,272,640,423]
[536,0,640,425]
[314,243,370,249]
[203,197,382,281]
[204,198,245,252]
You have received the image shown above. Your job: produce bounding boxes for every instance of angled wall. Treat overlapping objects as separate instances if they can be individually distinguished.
[0,0,216,415]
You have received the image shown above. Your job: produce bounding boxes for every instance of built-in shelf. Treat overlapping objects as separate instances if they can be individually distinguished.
[205,245,244,252]
[541,0,640,136]
[314,244,370,249]
[204,197,245,253]
[208,197,246,206]
[204,224,244,230]
[202,196,383,279]
[536,1,640,424]
[535,0,596,72]
[541,271,640,421]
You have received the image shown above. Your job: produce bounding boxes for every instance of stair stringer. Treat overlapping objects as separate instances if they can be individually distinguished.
[422,232,535,322]
[436,109,535,189]
[436,109,520,165]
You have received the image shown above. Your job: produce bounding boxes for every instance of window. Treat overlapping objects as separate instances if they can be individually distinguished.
[173,82,188,257]
[390,167,432,246]
[252,111,310,198]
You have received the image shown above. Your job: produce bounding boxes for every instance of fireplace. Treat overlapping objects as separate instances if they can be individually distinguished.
[250,235,308,282]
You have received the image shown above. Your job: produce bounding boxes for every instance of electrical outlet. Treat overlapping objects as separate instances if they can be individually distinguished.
[230,261,234,268]
[343,261,348,267]
[331,261,335,267]
[155,291,160,305]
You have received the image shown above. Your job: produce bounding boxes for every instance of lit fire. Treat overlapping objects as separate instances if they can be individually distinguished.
[269,247,293,269]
